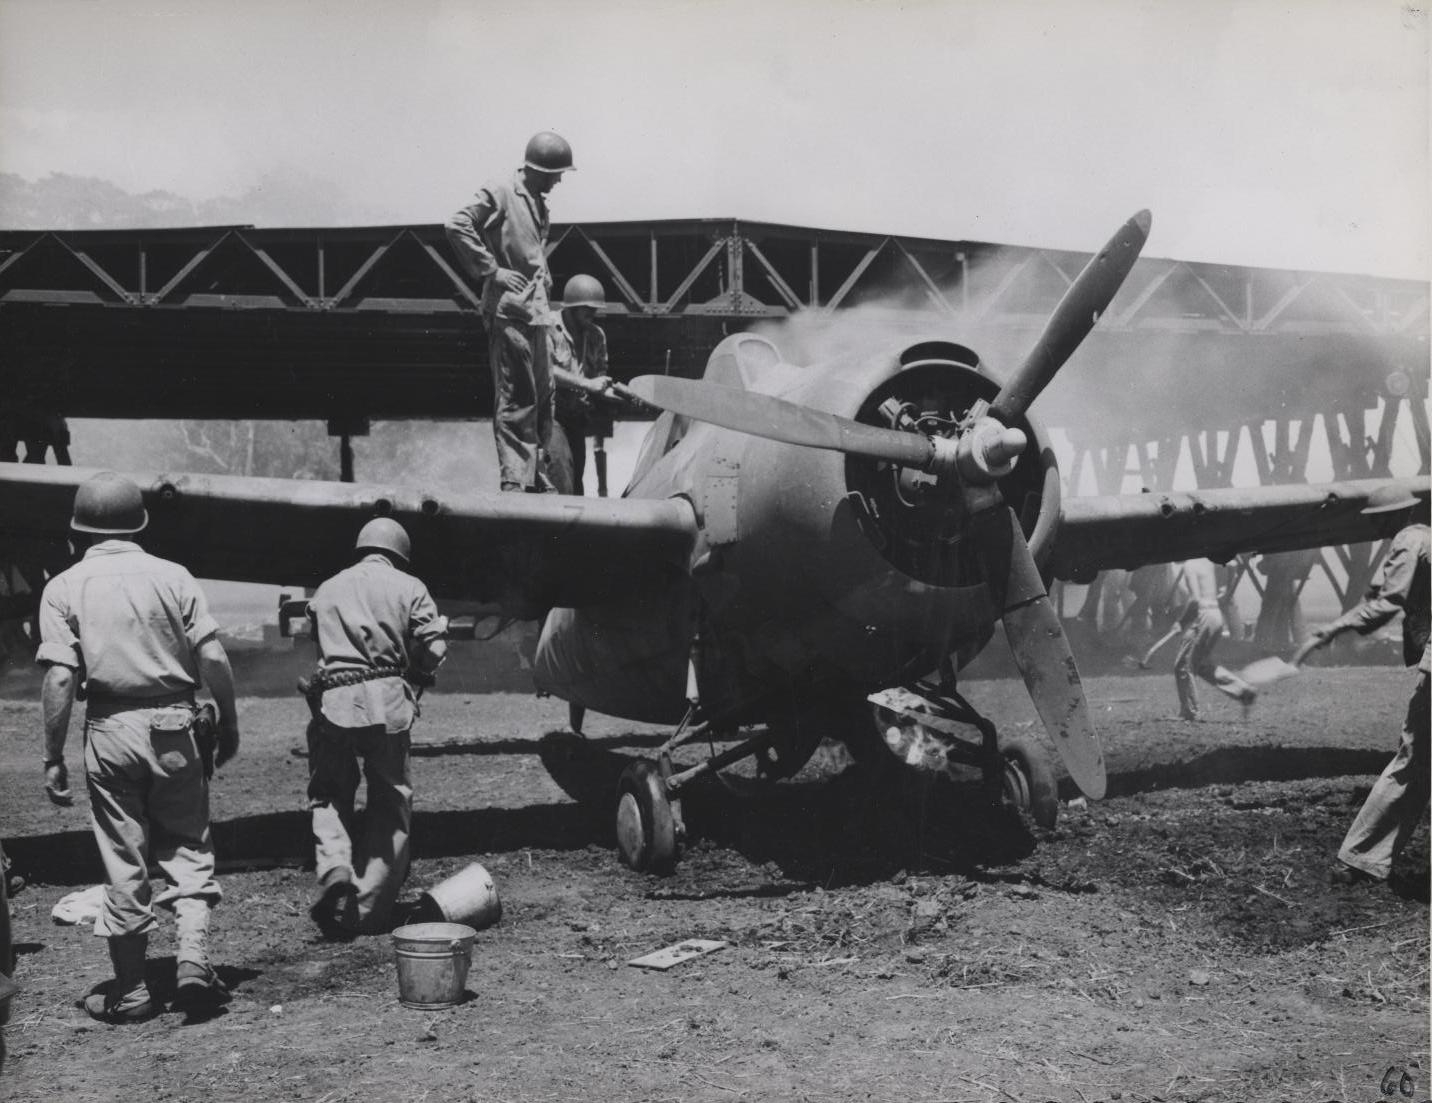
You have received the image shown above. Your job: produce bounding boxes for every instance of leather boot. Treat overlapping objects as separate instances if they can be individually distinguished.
[84,934,155,1023]
[173,898,227,1006]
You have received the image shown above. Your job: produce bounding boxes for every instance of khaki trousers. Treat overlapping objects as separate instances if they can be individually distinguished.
[83,706,219,965]
[1339,671,1430,879]
[1173,608,1253,718]
[488,318,555,492]
[307,719,412,933]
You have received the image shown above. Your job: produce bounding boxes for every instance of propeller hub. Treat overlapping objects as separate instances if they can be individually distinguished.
[956,417,1028,484]
[926,435,961,477]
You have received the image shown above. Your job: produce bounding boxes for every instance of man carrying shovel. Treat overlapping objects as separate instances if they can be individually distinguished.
[1293,485,1429,887]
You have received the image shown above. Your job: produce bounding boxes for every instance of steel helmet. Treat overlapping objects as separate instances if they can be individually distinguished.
[355,517,411,563]
[561,274,605,310]
[71,472,148,534]
[524,131,575,174]
[1361,485,1420,515]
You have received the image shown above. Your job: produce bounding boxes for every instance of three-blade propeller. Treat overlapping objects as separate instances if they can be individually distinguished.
[628,211,1152,800]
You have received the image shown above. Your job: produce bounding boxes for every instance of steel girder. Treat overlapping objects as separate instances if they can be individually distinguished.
[0,218,1425,420]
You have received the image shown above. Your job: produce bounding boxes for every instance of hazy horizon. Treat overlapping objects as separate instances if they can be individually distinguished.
[1,0,1426,279]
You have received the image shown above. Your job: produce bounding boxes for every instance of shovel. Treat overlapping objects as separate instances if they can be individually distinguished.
[1236,656,1301,688]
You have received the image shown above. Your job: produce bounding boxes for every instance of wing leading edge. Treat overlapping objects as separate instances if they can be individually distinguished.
[1048,476,1429,581]
[0,463,699,619]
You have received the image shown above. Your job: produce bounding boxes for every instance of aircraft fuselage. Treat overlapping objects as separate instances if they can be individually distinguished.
[532,333,1060,726]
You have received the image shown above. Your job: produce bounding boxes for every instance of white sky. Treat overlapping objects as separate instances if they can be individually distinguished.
[0,0,1427,278]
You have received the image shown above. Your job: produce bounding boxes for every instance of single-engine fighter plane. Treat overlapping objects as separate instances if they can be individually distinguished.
[0,210,1425,874]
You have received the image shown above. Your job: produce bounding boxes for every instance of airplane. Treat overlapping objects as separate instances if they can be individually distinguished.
[0,209,1424,875]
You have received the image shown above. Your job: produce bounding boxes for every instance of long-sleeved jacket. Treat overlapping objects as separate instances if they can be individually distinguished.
[444,170,552,324]
[1325,523,1430,670]
[310,554,446,733]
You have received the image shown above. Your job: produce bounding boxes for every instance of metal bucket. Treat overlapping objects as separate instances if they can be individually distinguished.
[391,922,476,1009]
[419,862,502,930]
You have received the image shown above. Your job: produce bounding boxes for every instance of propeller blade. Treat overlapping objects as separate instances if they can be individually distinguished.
[628,375,938,469]
[989,209,1151,426]
[967,504,1107,799]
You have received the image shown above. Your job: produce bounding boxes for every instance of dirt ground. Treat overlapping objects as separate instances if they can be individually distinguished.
[0,664,1427,1103]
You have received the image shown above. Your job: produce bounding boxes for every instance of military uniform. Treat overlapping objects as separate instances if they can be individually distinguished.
[551,312,609,495]
[38,539,226,1003]
[307,551,445,933]
[446,171,558,493]
[1320,523,1430,880]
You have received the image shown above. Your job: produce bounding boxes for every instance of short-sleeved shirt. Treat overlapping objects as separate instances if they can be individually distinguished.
[444,170,553,324]
[1326,523,1430,670]
[37,540,219,698]
[310,553,445,733]
[552,314,609,429]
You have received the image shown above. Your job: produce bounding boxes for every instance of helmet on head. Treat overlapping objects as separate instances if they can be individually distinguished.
[1361,485,1420,515]
[561,274,605,310]
[71,472,147,534]
[355,518,411,563]
[523,131,574,174]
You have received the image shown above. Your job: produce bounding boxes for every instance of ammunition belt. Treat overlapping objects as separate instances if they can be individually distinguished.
[311,665,407,692]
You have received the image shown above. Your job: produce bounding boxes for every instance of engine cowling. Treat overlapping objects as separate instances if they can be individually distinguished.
[695,338,1061,701]
[534,336,1063,725]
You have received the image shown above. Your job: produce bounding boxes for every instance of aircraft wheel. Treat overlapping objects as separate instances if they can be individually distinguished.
[615,760,680,874]
[999,736,1058,830]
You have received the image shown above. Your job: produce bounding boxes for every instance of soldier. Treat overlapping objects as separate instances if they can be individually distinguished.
[446,131,575,493]
[1139,557,1256,720]
[551,273,613,496]
[1293,486,1428,886]
[305,519,447,937]
[37,472,239,1023]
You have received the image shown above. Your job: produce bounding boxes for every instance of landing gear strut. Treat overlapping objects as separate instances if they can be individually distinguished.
[869,679,1059,830]
[613,692,795,874]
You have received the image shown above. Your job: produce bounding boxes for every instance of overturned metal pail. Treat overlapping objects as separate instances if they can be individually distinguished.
[419,862,502,930]
[391,922,476,1009]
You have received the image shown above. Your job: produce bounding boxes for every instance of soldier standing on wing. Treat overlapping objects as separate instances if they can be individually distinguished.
[446,131,574,493]
[551,273,614,497]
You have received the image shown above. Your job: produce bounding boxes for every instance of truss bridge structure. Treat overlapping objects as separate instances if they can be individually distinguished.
[1,217,1426,613]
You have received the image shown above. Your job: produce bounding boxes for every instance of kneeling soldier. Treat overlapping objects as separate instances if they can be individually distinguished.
[306,519,447,937]
[38,473,240,1023]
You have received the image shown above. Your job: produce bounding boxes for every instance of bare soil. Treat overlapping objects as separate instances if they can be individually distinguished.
[1,666,1427,1103]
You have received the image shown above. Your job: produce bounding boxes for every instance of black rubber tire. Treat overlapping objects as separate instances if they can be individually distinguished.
[999,736,1059,830]
[615,760,680,875]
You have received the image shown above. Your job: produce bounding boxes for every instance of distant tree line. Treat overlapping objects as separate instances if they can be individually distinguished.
[0,170,370,230]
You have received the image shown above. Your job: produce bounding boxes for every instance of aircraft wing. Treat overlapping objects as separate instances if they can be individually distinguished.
[0,463,699,618]
[1047,476,1429,581]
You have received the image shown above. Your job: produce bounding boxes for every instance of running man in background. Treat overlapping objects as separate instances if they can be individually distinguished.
[1139,558,1256,720]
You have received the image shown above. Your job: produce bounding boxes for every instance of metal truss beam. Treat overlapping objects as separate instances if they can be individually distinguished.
[0,218,1425,438]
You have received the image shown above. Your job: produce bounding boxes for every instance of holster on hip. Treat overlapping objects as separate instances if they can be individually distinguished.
[297,672,322,721]
[190,703,219,780]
